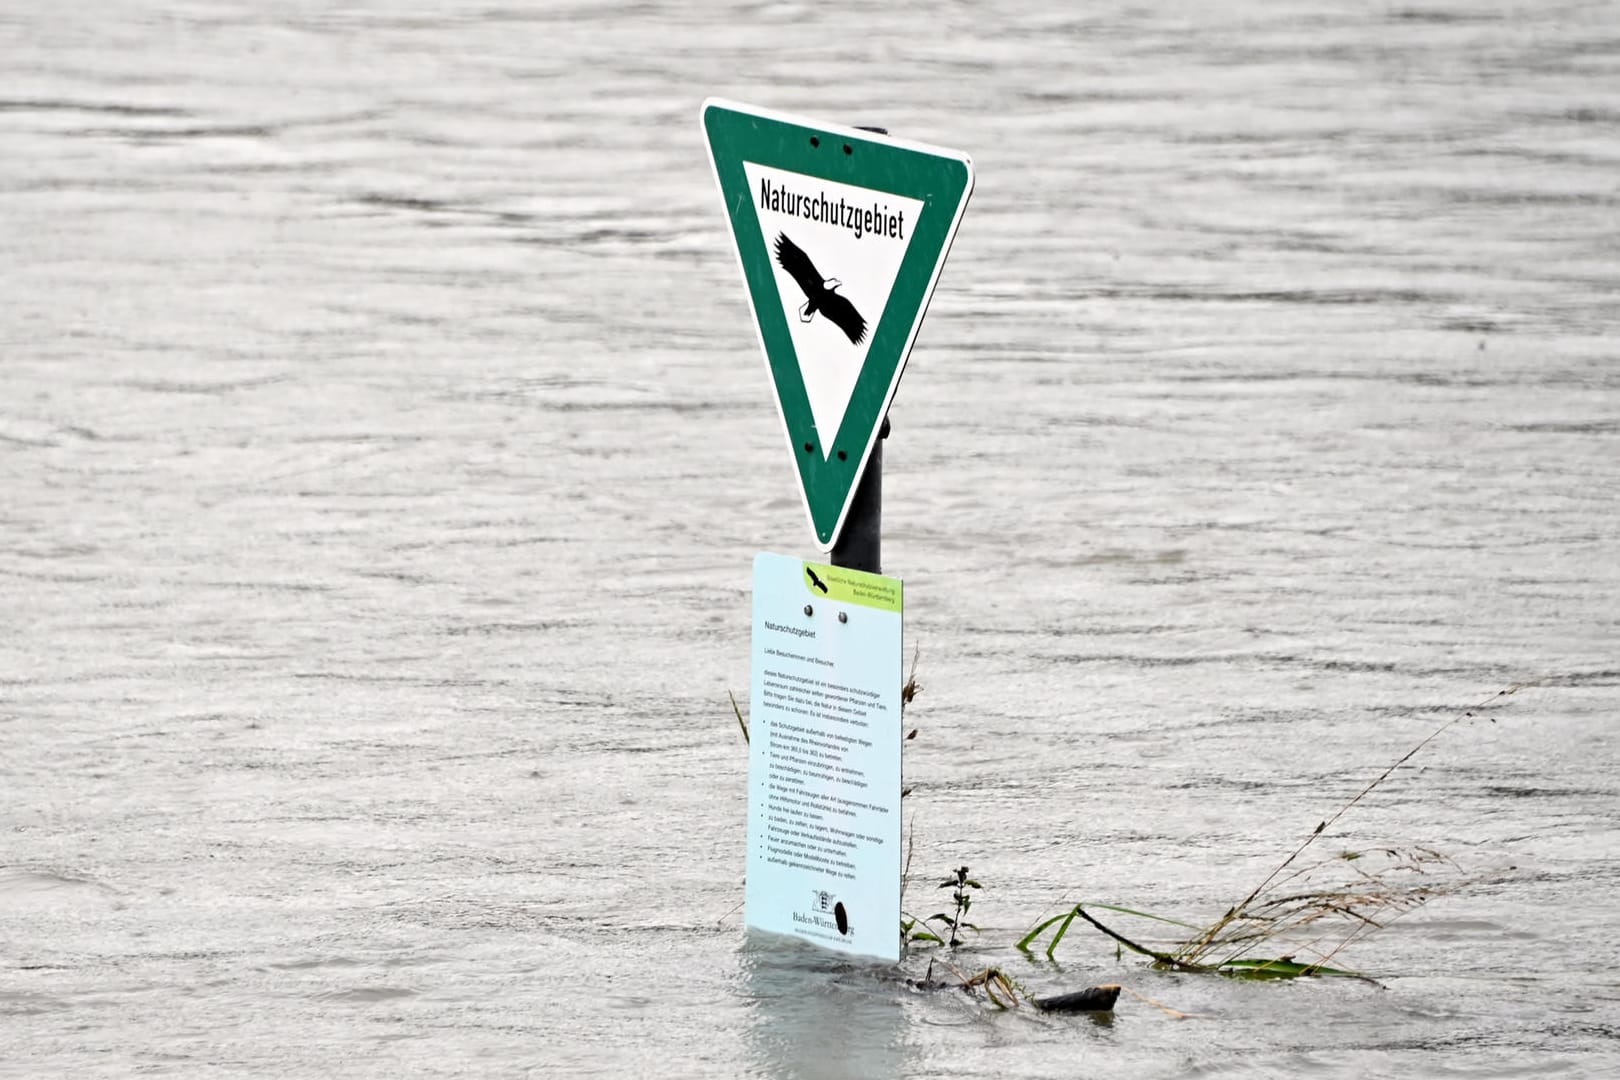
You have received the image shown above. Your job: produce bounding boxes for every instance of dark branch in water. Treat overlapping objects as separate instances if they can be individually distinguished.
[1070,906,1204,972]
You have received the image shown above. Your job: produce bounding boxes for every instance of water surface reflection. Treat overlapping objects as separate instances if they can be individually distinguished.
[741,933,908,1080]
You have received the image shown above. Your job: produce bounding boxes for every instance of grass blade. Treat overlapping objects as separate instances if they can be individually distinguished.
[1016,911,1071,953]
[1044,907,1079,960]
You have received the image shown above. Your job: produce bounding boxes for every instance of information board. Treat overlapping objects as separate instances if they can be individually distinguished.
[745,551,904,962]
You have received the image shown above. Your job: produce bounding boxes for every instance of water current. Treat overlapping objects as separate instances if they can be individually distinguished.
[3,1,1618,1076]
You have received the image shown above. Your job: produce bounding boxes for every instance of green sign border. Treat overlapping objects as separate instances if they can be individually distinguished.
[703,99,973,549]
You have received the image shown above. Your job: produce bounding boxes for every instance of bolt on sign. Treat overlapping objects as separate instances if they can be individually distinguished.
[702,100,974,549]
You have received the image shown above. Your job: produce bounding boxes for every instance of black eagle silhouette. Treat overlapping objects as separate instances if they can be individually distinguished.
[805,566,829,594]
[773,232,867,345]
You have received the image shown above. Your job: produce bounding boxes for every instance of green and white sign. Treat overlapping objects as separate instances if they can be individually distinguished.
[702,99,974,549]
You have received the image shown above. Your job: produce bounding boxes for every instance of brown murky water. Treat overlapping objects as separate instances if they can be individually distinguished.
[3,1,1618,1076]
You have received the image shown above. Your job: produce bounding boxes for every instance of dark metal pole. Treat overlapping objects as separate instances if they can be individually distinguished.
[831,122,891,577]
[831,415,888,574]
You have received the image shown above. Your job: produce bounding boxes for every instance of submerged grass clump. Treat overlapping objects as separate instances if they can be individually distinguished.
[1016,685,1522,978]
[1018,845,1455,979]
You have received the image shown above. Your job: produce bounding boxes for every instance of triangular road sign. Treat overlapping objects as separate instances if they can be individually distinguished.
[703,99,974,550]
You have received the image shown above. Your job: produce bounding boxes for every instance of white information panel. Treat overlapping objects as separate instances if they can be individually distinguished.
[745,551,903,962]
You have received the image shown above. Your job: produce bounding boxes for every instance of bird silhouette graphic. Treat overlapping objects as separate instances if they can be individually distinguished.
[774,232,867,345]
[805,566,829,594]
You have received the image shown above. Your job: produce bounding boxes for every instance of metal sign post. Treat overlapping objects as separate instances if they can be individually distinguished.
[831,415,888,574]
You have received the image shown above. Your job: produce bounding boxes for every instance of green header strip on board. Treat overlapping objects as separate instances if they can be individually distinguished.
[801,561,902,613]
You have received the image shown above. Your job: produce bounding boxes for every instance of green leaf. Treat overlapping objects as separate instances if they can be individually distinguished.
[1016,912,1071,953]
[1216,957,1364,979]
[1045,908,1079,960]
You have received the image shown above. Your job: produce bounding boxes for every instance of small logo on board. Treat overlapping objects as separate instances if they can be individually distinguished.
[806,890,852,937]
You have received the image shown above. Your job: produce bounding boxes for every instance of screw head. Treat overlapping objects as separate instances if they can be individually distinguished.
[803,604,813,617]
[838,611,848,624]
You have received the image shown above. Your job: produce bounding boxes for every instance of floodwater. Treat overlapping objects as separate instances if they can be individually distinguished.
[3,1,1618,1076]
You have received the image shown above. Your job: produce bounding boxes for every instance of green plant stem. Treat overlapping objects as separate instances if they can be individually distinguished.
[729,690,748,744]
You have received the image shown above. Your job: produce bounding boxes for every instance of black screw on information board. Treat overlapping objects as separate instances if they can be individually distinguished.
[831,415,888,574]
[830,123,891,578]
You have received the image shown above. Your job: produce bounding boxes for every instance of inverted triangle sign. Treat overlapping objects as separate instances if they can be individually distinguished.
[703,99,974,550]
